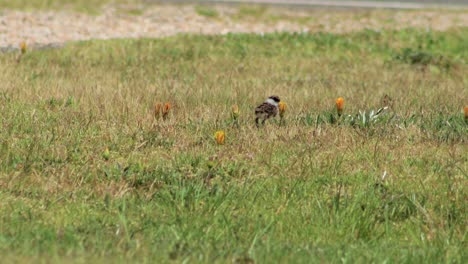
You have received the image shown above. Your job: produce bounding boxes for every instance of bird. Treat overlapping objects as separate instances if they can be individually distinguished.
[255,95,280,127]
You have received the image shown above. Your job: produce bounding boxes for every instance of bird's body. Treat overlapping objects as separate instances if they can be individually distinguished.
[255,95,280,126]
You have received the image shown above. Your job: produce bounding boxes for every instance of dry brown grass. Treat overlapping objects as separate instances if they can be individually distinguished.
[0,28,466,262]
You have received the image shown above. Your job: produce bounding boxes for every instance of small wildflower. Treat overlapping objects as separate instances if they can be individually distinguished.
[102,147,110,161]
[336,97,344,116]
[214,131,225,145]
[464,106,468,121]
[278,101,287,118]
[20,42,27,54]
[231,104,240,120]
[162,102,171,120]
[154,103,162,119]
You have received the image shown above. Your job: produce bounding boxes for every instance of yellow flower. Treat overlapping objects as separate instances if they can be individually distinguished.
[214,131,225,145]
[231,104,240,120]
[278,101,287,118]
[154,102,162,119]
[336,97,344,116]
[102,147,110,161]
[162,102,171,119]
[20,42,27,54]
[464,106,468,120]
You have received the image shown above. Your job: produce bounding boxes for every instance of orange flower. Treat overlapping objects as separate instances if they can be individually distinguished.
[278,101,287,118]
[464,106,468,120]
[20,42,27,54]
[162,102,171,119]
[154,103,162,119]
[231,104,240,120]
[336,97,344,116]
[214,131,225,145]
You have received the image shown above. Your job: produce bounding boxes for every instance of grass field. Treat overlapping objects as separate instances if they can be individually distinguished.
[0,27,467,262]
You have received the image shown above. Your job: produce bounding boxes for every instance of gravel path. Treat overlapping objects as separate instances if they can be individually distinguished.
[2,4,467,50]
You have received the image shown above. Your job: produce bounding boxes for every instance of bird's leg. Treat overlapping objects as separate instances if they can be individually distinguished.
[255,117,260,128]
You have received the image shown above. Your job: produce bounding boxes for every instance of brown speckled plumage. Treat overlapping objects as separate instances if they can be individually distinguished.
[255,95,280,126]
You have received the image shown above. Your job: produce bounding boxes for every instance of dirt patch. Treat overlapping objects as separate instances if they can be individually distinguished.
[1,4,467,49]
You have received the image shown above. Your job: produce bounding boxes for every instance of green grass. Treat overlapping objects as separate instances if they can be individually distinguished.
[0,0,141,13]
[237,5,268,18]
[0,28,467,263]
[195,5,219,18]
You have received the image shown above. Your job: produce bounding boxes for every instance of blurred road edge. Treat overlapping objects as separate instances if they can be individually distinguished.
[149,0,468,9]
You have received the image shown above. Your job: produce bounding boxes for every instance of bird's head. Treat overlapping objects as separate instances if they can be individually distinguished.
[266,95,281,106]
